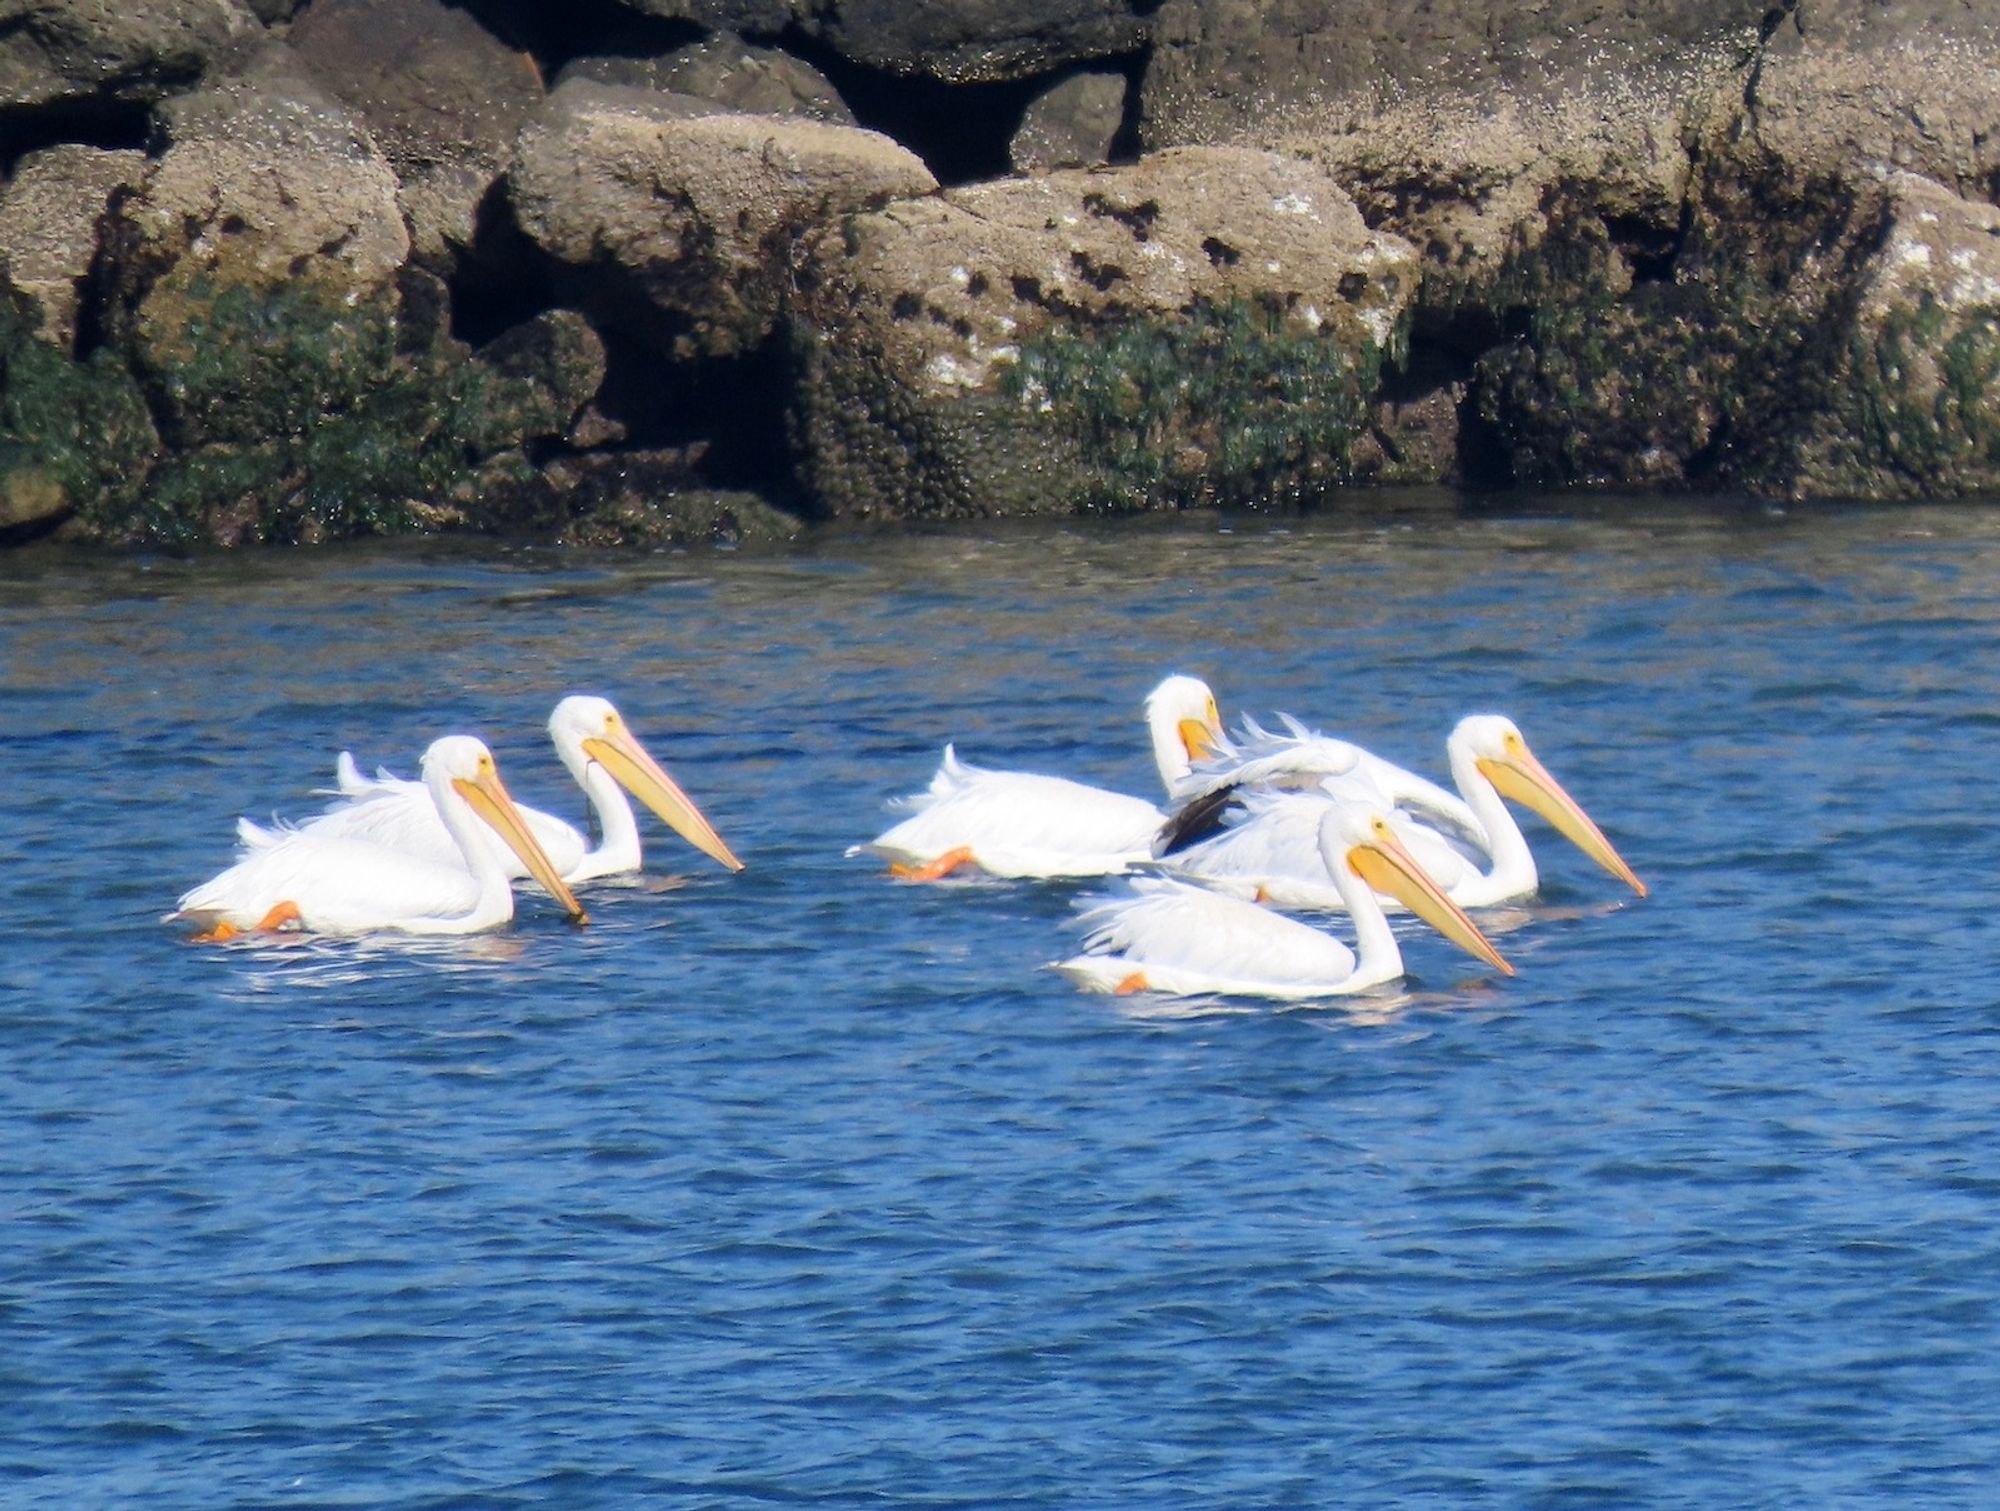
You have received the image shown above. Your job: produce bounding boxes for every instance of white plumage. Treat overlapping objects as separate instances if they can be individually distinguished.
[1058,804,1512,1000]
[852,674,1224,880]
[174,736,588,938]
[1163,714,1645,911]
[239,695,742,884]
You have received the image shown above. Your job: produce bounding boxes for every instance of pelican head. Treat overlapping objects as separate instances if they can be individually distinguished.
[1455,714,1646,897]
[549,695,744,872]
[1322,804,1513,974]
[1144,674,1224,788]
[424,736,588,922]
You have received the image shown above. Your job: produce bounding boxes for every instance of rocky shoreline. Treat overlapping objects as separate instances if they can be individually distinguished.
[0,0,1995,548]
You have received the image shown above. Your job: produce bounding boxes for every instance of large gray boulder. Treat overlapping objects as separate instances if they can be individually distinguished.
[1143,0,1767,143]
[288,0,545,266]
[99,42,411,448]
[57,43,607,546]
[606,0,1148,82]
[508,79,936,359]
[0,146,146,349]
[1793,173,2000,500]
[1010,70,1126,173]
[0,0,259,110]
[1138,0,2000,500]
[557,34,855,126]
[1749,5,2000,199]
[790,147,1419,518]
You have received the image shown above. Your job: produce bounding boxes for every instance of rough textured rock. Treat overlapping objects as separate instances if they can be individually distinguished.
[791,147,1419,518]
[0,146,145,349]
[3,0,1997,550]
[1796,173,2000,500]
[1010,70,1125,173]
[1751,14,2000,201]
[474,308,608,442]
[99,42,412,449]
[604,0,794,36]
[65,47,601,545]
[0,292,157,539]
[558,35,854,125]
[509,79,937,359]
[606,0,1148,81]
[289,0,545,266]
[804,0,1148,82]
[553,461,803,547]
[1351,383,1464,487]
[1136,0,2000,501]
[465,438,803,546]
[0,0,259,110]
[1143,0,1767,144]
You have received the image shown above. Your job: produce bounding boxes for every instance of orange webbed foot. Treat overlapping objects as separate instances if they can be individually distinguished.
[1113,971,1150,996]
[890,846,977,882]
[255,901,303,932]
[190,900,301,944]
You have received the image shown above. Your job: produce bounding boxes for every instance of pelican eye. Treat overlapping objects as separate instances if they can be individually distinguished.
[1371,817,1393,840]
[1504,732,1526,757]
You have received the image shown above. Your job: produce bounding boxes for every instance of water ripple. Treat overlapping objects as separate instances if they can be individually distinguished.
[6,505,2000,1504]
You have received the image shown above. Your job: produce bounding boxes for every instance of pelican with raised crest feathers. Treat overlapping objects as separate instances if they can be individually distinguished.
[852,674,1225,881]
[174,736,588,939]
[1160,713,1646,912]
[1057,803,1514,1000]
[240,695,743,884]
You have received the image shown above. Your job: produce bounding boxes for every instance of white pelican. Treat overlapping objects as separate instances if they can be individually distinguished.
[851,674,1225,881]
[1056,804,1514,999]
[1162,714,1646,911]
[174,736,588,939]
[240,695,743,883]
[1162,712,1483,846]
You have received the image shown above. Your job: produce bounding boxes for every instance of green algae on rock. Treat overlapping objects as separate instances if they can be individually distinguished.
[0,294,157,539]
[790,147,1418,519]
[1004,297,1395,511]
[76,306,607,547]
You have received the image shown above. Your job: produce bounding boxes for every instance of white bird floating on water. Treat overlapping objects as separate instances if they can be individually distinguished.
[1159,713,1646,912]
[1057,803,1515,1000]
[851,674,1225,881]
[239,695,743,884]
[174,736,588,939]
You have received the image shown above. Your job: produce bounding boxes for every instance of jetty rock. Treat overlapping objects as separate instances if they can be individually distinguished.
[0,0,1996,546]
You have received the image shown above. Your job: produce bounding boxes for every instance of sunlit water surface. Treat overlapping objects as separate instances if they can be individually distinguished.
[5,502,2000,1506]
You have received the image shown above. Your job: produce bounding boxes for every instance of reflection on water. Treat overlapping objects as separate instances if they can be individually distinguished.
[6,497,2000,1504]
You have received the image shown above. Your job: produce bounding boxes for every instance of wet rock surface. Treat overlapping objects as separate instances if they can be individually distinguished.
[0,0,1995,547]
[791,148,1417,518]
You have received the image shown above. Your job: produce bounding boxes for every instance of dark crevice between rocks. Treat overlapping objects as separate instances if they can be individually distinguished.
[1606,206,1690,285]
[446,179,562,349]
[1106,46,1150,165]
[452,0,704,78]
[0,95,153,174]
[1389,306,1517,489]
[565,326,804,508]
[0,508,66,550]
[776,29,1038,185]
[442,194,808,515]
[1743,0,1801,134]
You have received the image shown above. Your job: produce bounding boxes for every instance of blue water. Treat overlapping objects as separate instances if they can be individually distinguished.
[4,502,2000,1506]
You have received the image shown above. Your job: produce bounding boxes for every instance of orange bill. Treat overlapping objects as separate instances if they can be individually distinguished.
[1347,817,1515,975]
[584,715,744,872]
[455,759,591,923]
[1478,734,1647,897]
